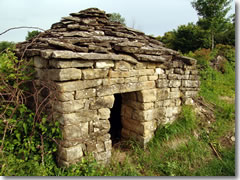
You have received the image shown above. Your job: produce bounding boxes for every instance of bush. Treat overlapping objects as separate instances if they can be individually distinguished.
[0,50,62,175]
[0,41,15,53]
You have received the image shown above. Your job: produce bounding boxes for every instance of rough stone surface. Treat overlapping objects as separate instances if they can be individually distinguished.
[16,7,200,166]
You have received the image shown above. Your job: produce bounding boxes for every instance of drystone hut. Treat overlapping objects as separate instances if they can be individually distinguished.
[16,8,200,166]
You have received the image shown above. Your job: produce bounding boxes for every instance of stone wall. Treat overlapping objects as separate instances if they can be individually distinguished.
[16,8,200,166]
[33,54,200,165]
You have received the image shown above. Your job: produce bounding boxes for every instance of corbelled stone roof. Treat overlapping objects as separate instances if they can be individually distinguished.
[16,8,196,65]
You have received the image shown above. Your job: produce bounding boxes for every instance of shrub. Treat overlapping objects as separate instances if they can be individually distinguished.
[0,50,62,175]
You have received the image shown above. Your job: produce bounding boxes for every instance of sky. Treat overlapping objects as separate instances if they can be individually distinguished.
[0,0,236,42]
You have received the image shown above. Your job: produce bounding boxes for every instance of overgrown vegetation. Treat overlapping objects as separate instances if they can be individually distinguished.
[157,0,234,53]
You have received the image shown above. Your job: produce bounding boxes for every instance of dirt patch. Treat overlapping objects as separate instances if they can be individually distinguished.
[165,137,189,150]
[219,96,235,104]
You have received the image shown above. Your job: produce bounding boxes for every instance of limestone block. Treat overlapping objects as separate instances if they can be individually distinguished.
[185,70,190,75]
[94,151,111,161]
[134,63,146,70]
[181,75,190,79]
[183,98,194,105]
[169,80,181,88]
[54,100,86,113]
[164,107,181,117]
[190,70,198,75]
[147,63,157,69]
[168,91,181,99]
[157,88,170,101]
[100,120,111,131]
[132,109,156,121]
[158,74,167,79]
[144,121,157,132]
[155,101,164,108]
[121,119,144,135]
[137,89,157,103]
[148,75,158,81]
[173,61,183,68]
[129,70,140,76]
[96,142,105,152]
[182,80,199,88]
[139,76,148,82]
[126,101,155,110]
[122,120,155,138]
[75,88,96,99]
[140,81,156,89]
[165,69,174,74]
[109,71,130,78]
[120,82,142,93]
[170,88,180,92]
[62,123,88,140]
[58,144,83,162]
[174,68,184,74]
[82,69,108,80]
[35,68,48,80]
[90,95,114,109]
[156,79,168,88]
[83,98,94,110]
[49,60,94,68]
[48,68,82,81]
[57,92,74,101]
[155,68,164,74]
[54,110,98,125]
[163,99,176,107]
[95,61,114,69]
[97,84,121,96]
[139,69,155,76]
[56,79,102,92]
[103,78,125,85]
[115,61,132,71]
[104,140,112,151]
[121,105,133,119]
[97,133,111,142]
[183,91,198,97]
[124,77,138,83]
[189,75,199,80]
[168,74,182,80]
[175,98,182,106]
[34,56,48,68]
[98,108,111,119]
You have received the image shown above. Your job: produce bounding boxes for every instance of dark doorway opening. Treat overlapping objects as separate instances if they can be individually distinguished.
[109,93,122,145]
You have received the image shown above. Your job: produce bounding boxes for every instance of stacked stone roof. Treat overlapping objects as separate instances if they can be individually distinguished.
[16,8,196,65]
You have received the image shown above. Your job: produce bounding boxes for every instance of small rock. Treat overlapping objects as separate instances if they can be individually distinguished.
[230,136,235,142]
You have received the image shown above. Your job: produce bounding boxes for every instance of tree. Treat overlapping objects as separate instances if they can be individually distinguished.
[0,41,15,53]
[157,23,209,53]
[25,30,41,41]
[191,0,233,49]
[109,13,126,25]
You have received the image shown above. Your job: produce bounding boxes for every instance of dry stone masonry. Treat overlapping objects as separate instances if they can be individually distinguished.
[16,8,200,166]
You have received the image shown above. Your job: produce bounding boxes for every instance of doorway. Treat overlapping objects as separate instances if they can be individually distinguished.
[109,93,122,145]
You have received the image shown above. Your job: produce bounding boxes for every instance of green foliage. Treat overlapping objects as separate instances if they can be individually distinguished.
[150,106,197,145]
[194,146,235,176]
[191,0,233,49]
[0,50,34,85]
[109,13,126,25]
[0,50,62,176]
[173,23,209,53]
[158,23,209,53]
[0,41,15,53]
[25,30,41,41]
